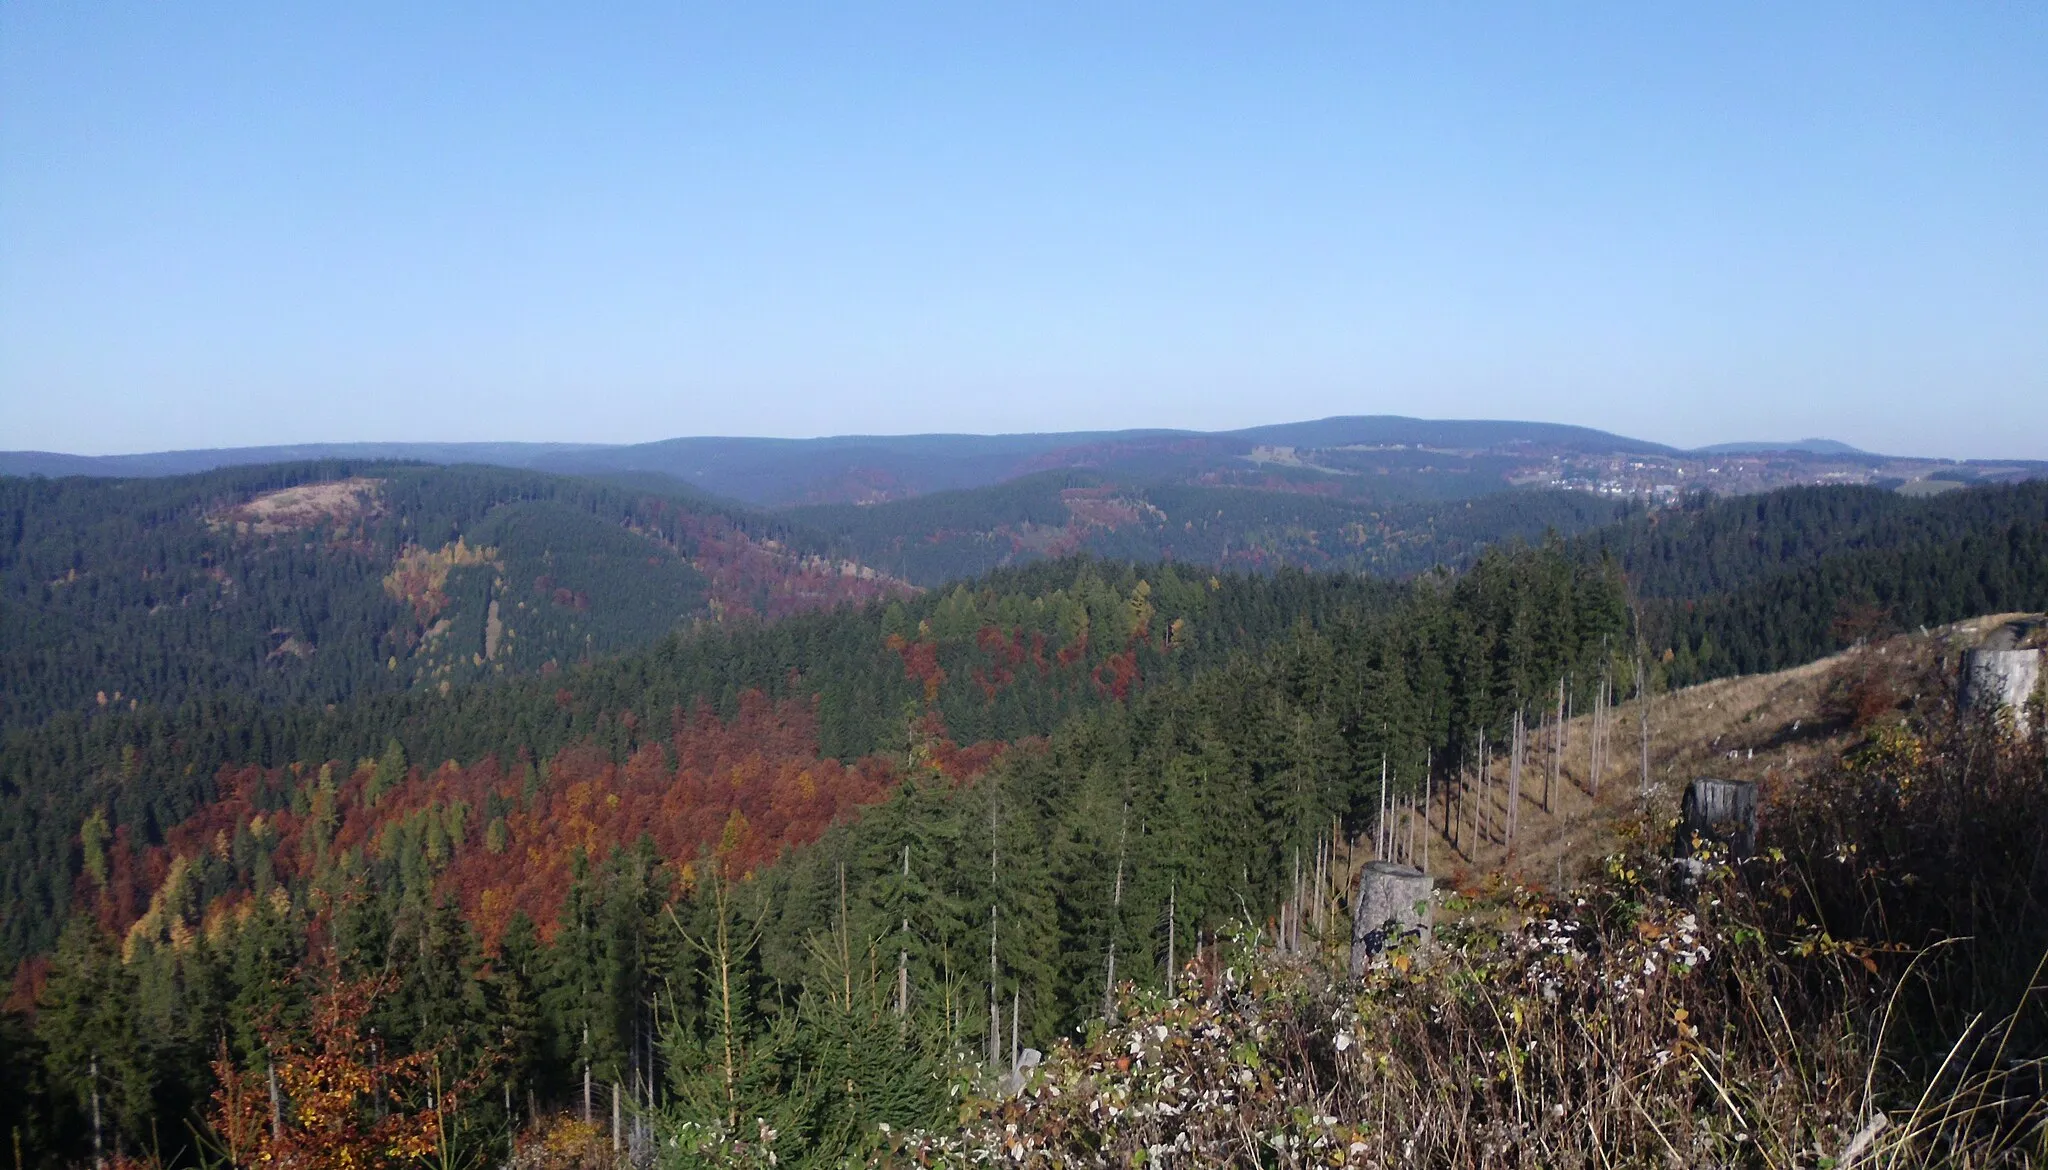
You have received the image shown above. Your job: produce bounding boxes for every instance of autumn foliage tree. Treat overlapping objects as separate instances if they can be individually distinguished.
[208,966,448,1170]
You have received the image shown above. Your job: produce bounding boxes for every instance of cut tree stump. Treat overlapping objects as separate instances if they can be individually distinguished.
[1349,862,1432,976]
[1962,646,2042,736]
[1679,777,1758,860]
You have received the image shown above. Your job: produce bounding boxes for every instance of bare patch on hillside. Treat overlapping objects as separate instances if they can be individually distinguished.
[212,478,384,534]
[266,630,314,661]
[1062,487,1167,529]
[483,598,505,660]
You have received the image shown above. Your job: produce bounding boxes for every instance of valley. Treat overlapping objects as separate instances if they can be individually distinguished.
[2,457,2044,1168]
[9,6,2041,1161]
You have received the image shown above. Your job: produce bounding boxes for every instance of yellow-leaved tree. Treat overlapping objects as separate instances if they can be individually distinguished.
[208,965,451,1170]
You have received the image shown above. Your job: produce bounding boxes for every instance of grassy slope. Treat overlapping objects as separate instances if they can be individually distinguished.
[1379,611,2043,894]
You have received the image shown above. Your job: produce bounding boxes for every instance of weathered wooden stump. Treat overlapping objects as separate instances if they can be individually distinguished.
[1349,862,1432,976]
[1678,777,1758,860]
[1961,647,2042,735]
[1004,1048,1041,1097]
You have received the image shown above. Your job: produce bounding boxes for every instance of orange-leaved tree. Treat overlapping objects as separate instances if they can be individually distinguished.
[208,965,448,1169]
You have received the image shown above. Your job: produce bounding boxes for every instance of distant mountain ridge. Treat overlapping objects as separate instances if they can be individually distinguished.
[0,416,1671,502]
[0,441,605,480]
[6,416,2041,508]
[1695,438,1869,456]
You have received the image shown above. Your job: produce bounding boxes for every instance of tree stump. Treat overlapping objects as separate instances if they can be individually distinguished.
[1961,648,2042,735]
[1678,777,1758,860]
[1004,1048,1042,1097]
[1349,862,1432,976]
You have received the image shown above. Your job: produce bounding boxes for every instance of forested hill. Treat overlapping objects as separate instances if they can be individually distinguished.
[0,463,901,734]
[788,470,1635,585]
[1592,482,2048,683]
[5,477,2048,1164]
[8,479,2044,968]
[1,542,1633,1164]
[0,556,1414,966]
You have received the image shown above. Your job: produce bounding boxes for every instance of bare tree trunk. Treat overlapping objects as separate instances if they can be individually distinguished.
[1508,709,1524,851]
[1310,839,1321,935]
[1551,678,1564,813]
[1588,681,1598,798]
[1563,674,1573,776]
[1590,677,1605,798]
[1288,846,1300,955]
[1637,655,1652,803]
[1166,881,1176,988]
[988,905,1000,1067]
[1106,805,1128,1018]
[1310,836,1327,938]
[93,1056,105,1170]
[1452,744,1462,856]
[1478,738,1490,853]
[1488,738,1497,847]
[1422,752,1432,872]
[1407,793,1418,864]
[898,845,910,1020]
[838,863,852,1010]
[1328,827,1336,925]
[989,786,1000,1067]
[1461,741,1473,857]
[267,1056,282,1146]
[1378,757,1390,859]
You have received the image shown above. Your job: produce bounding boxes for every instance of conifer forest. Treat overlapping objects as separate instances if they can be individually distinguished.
[3,465,2047,1167]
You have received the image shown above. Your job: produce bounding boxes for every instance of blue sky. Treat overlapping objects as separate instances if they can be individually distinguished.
[2,3,2043,457]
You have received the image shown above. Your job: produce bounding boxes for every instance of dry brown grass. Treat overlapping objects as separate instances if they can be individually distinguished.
[209,477,385,534]
[1375,614,2048,898]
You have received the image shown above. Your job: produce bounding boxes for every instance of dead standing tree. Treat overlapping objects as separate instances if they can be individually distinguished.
[1637,655,1652,804]
[1102,804,1129,1021]
[988,787,1000,1068]
[1549,678,1564,814]
[1507,708,1525,854]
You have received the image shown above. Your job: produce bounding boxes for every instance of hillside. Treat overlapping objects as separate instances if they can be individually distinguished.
[789,471,1635,585]
[6,480,2043,971]
[3,479,2045,1168]
[0,463,902,734]
[0,541,1632,1161]
[1608,481,2048,684]
[1385,611,2045,891]
[915,620,2048,1165]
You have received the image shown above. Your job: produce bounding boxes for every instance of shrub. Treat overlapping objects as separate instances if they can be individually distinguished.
[898,716,2048,1166]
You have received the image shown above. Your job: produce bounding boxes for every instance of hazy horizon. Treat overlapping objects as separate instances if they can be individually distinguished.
[4,4,2043,459]
[0,414,2006,467]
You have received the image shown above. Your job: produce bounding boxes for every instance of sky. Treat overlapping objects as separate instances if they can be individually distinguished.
[2,4,2044,459]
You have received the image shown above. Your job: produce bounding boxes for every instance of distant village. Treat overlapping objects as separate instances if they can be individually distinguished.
[1521,450,2046,500]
